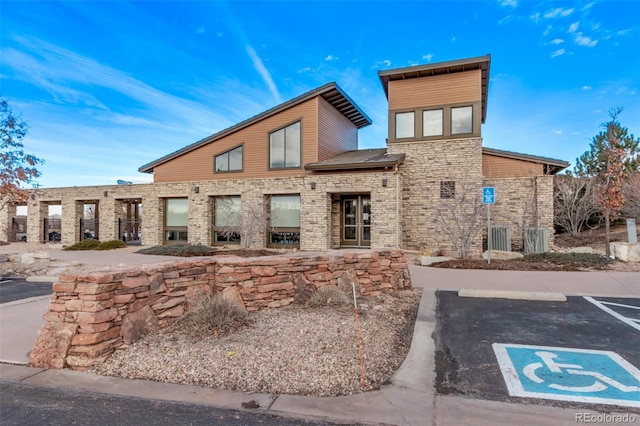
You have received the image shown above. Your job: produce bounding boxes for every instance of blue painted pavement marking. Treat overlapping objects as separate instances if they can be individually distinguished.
[493,343,640,407]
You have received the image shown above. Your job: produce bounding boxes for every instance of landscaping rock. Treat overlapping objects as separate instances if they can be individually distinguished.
[611,242,640,262]
[568,247,595,254]
[420,256,452,266]
[482,250,524,260]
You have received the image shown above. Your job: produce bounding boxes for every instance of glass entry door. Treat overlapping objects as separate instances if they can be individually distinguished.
[341,195,371,247]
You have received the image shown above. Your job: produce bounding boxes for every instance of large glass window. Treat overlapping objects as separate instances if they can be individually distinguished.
[214,145,243,172]
[451,106,473,135]
[269,121,301,169]
[423,109,443,137]
[213,196,241,244]
[164,198,188,243]
[269,195,300,247]
[395,112,414,139]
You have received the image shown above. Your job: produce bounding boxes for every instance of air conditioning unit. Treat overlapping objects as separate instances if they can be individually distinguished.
[524,227,549,254]
[489,226,511,251]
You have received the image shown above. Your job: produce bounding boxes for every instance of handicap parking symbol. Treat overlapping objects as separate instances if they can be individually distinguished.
[493,343,640,407]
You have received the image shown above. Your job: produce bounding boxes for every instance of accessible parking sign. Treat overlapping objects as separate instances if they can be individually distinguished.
[493,343,640,408]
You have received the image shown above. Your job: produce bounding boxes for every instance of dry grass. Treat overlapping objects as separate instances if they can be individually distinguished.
[182,295,249,338]
[308,286,351,307]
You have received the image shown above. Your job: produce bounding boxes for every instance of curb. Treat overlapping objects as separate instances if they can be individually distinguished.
[458,289,567,302]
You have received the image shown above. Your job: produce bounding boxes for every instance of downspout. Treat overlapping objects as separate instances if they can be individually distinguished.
[395,164,400,249]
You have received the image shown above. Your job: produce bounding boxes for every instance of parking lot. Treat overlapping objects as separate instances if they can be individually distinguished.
[0,278,53,304]
[434,291,640,412]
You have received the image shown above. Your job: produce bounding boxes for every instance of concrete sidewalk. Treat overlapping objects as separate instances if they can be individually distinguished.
[1,255,638,425]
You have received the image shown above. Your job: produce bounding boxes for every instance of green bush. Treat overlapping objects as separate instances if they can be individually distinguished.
[308,286,351,307]
[184,294,248,336]
[64,239,126,251]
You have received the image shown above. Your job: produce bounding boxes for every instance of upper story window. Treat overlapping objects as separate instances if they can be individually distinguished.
[395,112,415,139]
[269,121,301,169]
[451,106,473,135]
[215,145,243,172]
[423,109,443,137]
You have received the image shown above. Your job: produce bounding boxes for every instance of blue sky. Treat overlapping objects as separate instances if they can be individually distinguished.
[2,0,639,189]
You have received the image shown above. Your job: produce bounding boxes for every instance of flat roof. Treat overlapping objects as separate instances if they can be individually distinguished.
[378,54,491,123]
[139,82,372,173]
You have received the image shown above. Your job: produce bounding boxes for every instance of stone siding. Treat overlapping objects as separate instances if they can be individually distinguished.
[483,176,555,250]
[29,250,410,370]
[387,138,484,256]
[9,172,401,250]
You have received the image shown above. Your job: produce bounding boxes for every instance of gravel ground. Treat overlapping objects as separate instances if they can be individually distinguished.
[92,289,422,397]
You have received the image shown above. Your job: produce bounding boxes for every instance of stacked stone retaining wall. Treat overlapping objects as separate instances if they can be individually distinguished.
[30,250,410,370]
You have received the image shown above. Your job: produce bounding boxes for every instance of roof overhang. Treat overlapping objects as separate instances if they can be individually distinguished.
[378,54,491,123]
[139,82,372,174]
[482,147,570,175]
[305,149,405,172]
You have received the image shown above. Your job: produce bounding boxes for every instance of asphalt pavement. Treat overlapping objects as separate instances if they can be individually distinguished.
[0,250,639,425]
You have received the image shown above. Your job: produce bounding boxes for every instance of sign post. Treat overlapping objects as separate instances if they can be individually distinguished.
[483,187,495,264]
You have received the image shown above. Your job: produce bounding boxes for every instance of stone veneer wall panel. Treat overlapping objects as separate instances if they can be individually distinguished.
[30,250,410,370]
[483,175,555,250]
[387,138,483,255]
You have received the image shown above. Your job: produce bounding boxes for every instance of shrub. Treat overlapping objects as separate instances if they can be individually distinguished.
[184,294,248,336]
[64,239,126,251]
[137,244,217,257]
[308,286,351,307]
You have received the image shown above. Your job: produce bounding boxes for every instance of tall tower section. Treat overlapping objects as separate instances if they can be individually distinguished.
[379,55,491,253]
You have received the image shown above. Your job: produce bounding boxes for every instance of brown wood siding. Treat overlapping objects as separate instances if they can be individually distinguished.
[483,154,544,178]
[317,97,358,161]
[153,99,318,182]
[388,70,481,110]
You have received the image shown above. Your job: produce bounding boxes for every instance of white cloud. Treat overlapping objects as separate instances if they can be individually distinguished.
[568,22,579,33]
[451,36,456,43]
[196,26,205,35]
[324,55,339,61]
[245,44,281,103]
[422,53,434,61]
[297,66,311,73]
[582,2,595,11]
[500,0,517,7]
[574,33,598,47]
[582,86,592,90]
[543,25,552,36]
[551,48,566,58]
[553,129,564,135]
[544,8,574,19]
[550,38,564,45]
[617,29,632,36]
[371,59,392,69]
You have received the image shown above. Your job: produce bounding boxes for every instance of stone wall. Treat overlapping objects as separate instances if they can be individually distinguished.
[483,175,555,250]
[29,250,410,370]
[7,172,401,250]
[387,138,484,256]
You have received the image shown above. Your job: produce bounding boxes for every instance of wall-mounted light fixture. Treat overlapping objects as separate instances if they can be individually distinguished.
[193,186,200,193]
[382,178,388,187]
[103,191,108,197]
[310,182,316,190]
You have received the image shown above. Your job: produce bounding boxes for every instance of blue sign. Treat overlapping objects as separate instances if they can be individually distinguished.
[493,343,640,407]
[483,187,495,204]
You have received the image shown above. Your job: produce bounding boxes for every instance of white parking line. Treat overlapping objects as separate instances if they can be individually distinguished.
[0,280,12,284]
[584,296,640,332]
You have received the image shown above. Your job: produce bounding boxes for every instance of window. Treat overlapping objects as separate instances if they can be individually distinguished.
[269,121,301,169]
[214,145,243,172]
[440,181,455,199]
[164,198,188,243]
[423,109,443,137]
[213,196,241,244]
[395,112,414,139]
[269,195,300,247]
[451,106,473,135]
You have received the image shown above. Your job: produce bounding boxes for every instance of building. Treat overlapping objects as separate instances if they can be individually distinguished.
[1,55,569,256]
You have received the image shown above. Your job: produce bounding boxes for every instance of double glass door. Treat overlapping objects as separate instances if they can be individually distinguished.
[341,195,371,247]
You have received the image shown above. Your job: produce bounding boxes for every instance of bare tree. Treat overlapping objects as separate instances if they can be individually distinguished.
[621,172,640,220]
[554,174,600,237]
[434,179,484,259]
[214,196,271,249]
